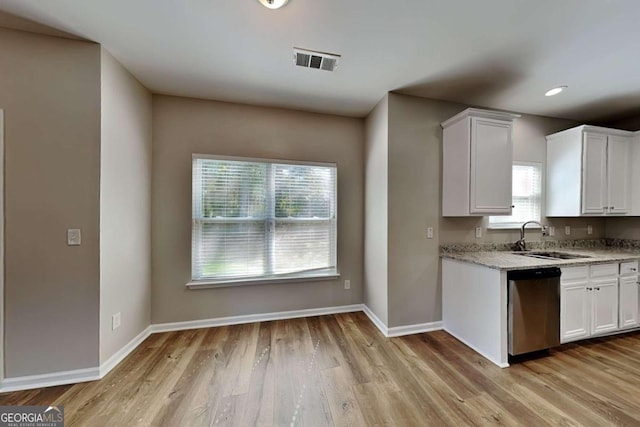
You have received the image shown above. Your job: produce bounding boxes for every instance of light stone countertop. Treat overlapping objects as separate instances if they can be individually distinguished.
[441,248,640,271]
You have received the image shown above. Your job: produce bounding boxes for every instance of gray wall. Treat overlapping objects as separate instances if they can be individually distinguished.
[386,93,461,327]
[151,95,364,323]
[0,10,83,41]
[606,218,640,240]
[363,95,389,325]
[381,92,603,327]
[608,115,640,132]
[99,49,152,363]
[0,28,101,377]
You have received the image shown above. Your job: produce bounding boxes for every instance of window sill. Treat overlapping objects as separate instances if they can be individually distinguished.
[186,272,340,289]
[487,223,542,230]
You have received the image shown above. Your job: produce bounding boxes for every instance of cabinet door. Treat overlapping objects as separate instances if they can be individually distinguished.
[619,275,639,329]
[561,282,590,343]
[469,118,513,214]
[591,279,619,335]
[607,136,630,214]
[582,133,607,214]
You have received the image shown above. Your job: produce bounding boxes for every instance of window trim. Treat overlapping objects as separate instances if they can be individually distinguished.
[487,223,543,230]
[186,270,340,289]
[192,153,336,169]
[487,161,543,230]
[189,154,339,287]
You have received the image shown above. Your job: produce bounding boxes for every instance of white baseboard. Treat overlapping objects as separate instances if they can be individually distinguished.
[362,305,444,338]
[1,304,444,392]
[0,367,100,393]
[99,326,152,378]
[362,305,389,336]
[387,321,444,337]
[444,327,509,368]
[150,304,364,334]
[0,327,153,393]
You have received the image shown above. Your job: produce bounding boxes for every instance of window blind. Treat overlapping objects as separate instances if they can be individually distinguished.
[192,156,337,282]
[490,162,542,227]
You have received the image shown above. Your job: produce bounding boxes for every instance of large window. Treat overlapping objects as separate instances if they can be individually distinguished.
[489,162,542,228]
[191,155,337,284]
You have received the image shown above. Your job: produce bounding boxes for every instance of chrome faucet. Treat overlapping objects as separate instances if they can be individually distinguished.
[514,221,549,251]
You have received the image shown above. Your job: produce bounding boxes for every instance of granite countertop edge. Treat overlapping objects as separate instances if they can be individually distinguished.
[440,250,640,271]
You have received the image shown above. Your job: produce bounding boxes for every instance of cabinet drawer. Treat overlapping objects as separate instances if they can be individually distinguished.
[620,261,639,275]
[590,263,619,279]
[561,266,589,283]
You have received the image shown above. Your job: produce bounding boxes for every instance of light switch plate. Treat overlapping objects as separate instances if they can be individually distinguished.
[475,227,482,239]
[565,225,571,236]
[427,227,434,239]
[67,229,81,246]
[548,226,555,236]
[344,280,351,290]
[587,225,593,235]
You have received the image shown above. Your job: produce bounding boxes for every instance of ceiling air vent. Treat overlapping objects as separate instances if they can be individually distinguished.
[293,48,340,72]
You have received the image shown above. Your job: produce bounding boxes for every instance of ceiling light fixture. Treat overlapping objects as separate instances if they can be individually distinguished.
[545,85,568,97]
[258,0,289,9]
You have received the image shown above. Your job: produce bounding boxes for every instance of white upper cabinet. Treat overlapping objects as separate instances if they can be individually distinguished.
[632,132,640,215]
[547,125,634,217]
[607,135,631,214]
[581,132,607,214]
[442,108,520,216]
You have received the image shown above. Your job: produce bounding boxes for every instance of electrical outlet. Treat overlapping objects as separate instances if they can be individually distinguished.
[427,227,434,239]
[67,229,81,246]
[548,226,555,236]
[565,225,571,235]
[587,225,593,235]
[344,280,350,290]
[112,312,121,331]
[475,227,482,238]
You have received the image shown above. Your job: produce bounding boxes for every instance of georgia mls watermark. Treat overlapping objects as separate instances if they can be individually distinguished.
[0,406,64,427]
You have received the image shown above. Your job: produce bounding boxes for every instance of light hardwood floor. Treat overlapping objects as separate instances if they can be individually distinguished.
[1,312,640,426]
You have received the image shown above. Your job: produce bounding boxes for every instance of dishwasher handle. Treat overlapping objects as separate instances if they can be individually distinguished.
[507,267,561,281]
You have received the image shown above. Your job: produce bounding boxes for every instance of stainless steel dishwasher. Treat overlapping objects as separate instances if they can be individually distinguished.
[508,267,561,356]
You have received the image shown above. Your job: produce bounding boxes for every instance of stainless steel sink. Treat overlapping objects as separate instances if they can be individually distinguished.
[514,251,591,260]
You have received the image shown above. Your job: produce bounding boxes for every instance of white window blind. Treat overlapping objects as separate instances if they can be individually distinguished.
[489,162,542,228]
[192,156,337,282]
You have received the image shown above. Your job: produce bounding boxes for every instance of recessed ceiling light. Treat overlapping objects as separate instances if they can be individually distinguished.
[545,86,568,97]
[258,0,289,9]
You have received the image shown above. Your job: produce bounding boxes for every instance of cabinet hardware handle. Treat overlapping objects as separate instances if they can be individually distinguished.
[596,287,601,291]
[631,268,637,271]
[587,287,592,291]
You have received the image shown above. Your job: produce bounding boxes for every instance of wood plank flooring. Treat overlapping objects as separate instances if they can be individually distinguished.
[1,312,640,426]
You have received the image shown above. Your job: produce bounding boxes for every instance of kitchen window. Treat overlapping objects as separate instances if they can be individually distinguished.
[489,162,542,229]
[190,155,338,287]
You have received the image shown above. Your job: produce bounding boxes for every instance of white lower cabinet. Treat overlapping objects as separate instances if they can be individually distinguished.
[560,264,623,343]
[560,280,589,342]
[619,274,639,329]
[590,278,619,335]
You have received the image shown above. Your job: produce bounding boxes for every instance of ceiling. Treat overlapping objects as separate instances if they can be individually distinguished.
[0,0,639,122]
